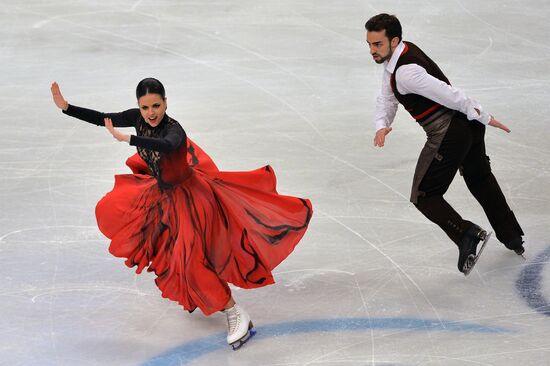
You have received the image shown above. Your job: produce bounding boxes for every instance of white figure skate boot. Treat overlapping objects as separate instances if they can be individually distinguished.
[223,304,255,350]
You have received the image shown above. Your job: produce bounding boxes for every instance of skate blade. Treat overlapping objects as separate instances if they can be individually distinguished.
[230,323,255,351]
[463,231,492,276]
[514,247,526,259]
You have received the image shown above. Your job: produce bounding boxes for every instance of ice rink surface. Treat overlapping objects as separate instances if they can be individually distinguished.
[1,0,550,365]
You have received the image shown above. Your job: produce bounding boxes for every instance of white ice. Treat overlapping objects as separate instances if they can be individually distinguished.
[1,0,550,365]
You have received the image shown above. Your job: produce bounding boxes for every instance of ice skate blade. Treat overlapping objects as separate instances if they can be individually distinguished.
[230,329,255,351]
[514,247,526,258]
[230,322,255,351]
[463,231,492,276]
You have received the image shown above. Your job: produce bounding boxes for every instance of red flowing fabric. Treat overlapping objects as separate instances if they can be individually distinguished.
[95,138,312,315]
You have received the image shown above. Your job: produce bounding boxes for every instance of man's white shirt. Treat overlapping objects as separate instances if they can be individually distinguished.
[374,41,491,132]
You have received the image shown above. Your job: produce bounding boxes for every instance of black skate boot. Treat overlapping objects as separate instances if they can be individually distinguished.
[504,237,525,256]
[457,224,491,276]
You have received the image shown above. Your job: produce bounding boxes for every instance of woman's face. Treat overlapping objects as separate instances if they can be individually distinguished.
[138,93,167,127]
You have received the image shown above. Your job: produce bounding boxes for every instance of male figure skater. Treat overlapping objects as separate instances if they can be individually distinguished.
[365,13,524,275]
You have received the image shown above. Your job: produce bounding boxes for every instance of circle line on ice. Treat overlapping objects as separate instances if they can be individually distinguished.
[141,317,509,366]
[516,246,550,317]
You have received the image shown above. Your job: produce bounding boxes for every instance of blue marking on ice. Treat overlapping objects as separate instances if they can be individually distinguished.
[141,317,509,366]
[516,246,550,316]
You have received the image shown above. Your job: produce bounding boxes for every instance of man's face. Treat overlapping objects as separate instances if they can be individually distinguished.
[366,30,396,64]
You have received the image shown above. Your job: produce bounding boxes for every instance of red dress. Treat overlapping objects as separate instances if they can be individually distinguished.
[95,138,312,315]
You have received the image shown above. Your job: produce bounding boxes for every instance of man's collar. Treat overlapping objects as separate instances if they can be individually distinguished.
[385,41,405,73]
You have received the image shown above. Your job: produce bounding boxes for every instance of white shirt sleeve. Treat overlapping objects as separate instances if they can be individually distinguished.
[373,71,400,132]
[395,64,491,125]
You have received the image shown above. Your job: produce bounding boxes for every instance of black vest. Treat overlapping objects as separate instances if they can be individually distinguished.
[390,42,451,122]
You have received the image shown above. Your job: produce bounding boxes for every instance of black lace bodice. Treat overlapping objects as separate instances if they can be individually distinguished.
[135,117,179,178]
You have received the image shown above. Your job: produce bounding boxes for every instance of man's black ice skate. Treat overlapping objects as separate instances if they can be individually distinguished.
[457,224,492,276]
[504,237,525,258]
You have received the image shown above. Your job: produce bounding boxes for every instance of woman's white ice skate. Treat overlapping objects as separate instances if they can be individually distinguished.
[223,304,255,350]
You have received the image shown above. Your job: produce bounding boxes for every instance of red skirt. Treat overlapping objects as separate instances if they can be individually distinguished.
[95,139,312,315]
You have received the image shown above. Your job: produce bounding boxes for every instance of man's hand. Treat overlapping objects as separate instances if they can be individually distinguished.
[488,116,511,133]
[374,127,392,147]
[105,118,130,142]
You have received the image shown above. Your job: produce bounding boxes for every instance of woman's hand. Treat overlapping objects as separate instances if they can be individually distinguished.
[488,116,511,133]
[50,82,69,111]
[105,118,130,143]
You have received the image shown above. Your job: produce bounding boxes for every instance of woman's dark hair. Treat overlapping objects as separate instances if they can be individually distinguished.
[136,78,166,100]
[365,13,402,42]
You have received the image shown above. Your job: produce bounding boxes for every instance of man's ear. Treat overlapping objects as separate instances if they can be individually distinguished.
[391,37,400,48]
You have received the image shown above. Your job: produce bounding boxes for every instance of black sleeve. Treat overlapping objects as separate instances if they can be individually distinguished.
[62,104,140,128]
[129,123,186,153]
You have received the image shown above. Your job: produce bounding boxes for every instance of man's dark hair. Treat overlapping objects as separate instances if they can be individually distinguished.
[365,13,402,42]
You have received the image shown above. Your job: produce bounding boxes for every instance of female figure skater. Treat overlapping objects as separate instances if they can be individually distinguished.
[50,78,312,350]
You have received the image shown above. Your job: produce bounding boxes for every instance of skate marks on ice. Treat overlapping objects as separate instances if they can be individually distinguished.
[141,318,509,366]
[516,245,550,316]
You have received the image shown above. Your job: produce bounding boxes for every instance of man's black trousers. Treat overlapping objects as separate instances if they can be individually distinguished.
[414,113,523,246]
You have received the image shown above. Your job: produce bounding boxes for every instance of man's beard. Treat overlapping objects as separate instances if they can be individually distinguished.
[373,45,394,64]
